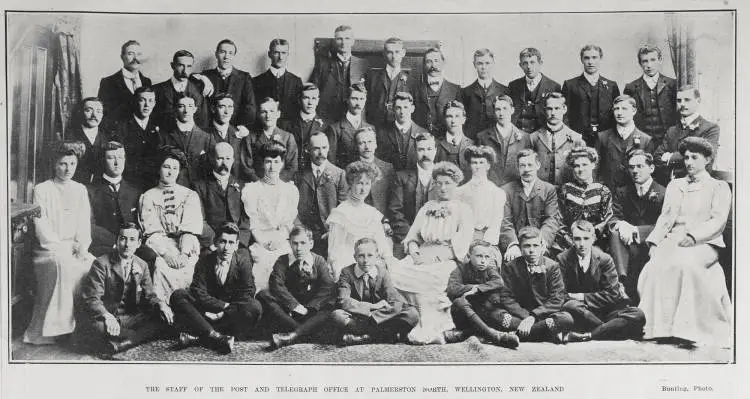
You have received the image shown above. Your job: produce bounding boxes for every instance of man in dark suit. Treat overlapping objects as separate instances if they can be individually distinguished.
[459,48,509,139]
[159,94,216,187]
[331,237,419,346]
[608,150,665,302]
[253,38,303,123]
[500,149,562,262]
[365,37,417,129]
[508,48,562,133]
[501,227,573,343]
[558,220,645,342]
[354,127,395,216]
[192,142,251,252]
[596,95,653,190]
[375,92,428,171]
[436,101,475,179]
[310,25,369,124]
[239,97,299,182]
[561,44,620,148]
[88,141,141,257]
[203,93,248,178]
[152,50,210,129]
[387,133,438,258]
[257,227,337,349]
[97,40,152,124]
[412,47,460,136]
[325,82,374,168]
[278,83,327,170]
[475,95,532,186]
[295,131,347,256]
[114,86,162,191]
[70,97,112,185]
[77,223,171,356]
[170,222,262,353]
[201,39,257,129]
[653,85,720,182]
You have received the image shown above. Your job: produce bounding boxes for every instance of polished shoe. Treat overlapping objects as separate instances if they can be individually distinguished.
[207,332,235,354]
[270,332,298,350]
[176,332,200,349]
[490,331,520,349]
[103,339,136,356]
[443,329,470,344]
[339,334,372,346]
[566,331,592,343]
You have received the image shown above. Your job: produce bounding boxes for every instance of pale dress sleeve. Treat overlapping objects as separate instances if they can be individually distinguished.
[326,216,350,270]
[74,183,92,252]
[403,205,428,250]
[450,201,475,260]
[370,208,391,258]
[33,183,63,248]
[646,181,680,246]
[482,186,506,246]
[179,189,204,235]
[241,184,265,235]
[139,191,172,256]
[687,180,731,245]
[279,183,300,233]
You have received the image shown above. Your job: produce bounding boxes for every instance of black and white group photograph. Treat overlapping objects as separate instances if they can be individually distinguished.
[3,6,736,371]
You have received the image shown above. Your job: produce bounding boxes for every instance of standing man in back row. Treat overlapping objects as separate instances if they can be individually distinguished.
[412,47,460,137]
[365,37,417,130]
[254,38,304,123]
[508,47,561,134]
[459,48,508,140]
[98,40,152,125]
[202,39,257,130]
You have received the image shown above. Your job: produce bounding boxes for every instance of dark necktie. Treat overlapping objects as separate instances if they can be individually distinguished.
[549,132,556,183]
[362,275,375,302]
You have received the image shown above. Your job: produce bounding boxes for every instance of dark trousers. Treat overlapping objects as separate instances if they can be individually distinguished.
[450,295,511,332]
[75,312,164,352]
[505,311,574,342]
[562,299,645,340]
[170,289,262,340]
[330,307,419,342]
[256,289,333,341]
[609,225,654,304]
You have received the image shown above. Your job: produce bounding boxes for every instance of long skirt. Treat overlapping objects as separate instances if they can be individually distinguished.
[638,238,732,347]
[249,239,291,292]
[150,236,199,303]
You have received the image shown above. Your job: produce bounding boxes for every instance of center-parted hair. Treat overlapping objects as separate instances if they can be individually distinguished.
[431,161,464,184]
[580,44,603,59]
[543,91,566,107]
[473,48,495,61]
[626,149,655,166]
[463,145,497,164]
[216,39,237,54]
[516,148,539,163]
[678,136,714,159]
[519,47,543,63]
[565,142,599,167]
[268,38,289,51]
[345,160,380,185]
[393,91,414,105]
[258,142,287,160]
[384,37,404,50]
[354,126,377,143]
[424,47,445,61]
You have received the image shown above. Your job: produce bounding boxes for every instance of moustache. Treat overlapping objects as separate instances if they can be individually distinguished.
[429,67,440,72]
[217,165,230,172]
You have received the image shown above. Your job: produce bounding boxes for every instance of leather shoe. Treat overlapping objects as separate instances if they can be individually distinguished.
[490,331,520,349]
[339,334,372,346]
[176,332,200,349]
[103,339,136,355]
[270,332,298,350]
[566,331,592,343]
[207,333,235,354]
[443,329,470,344]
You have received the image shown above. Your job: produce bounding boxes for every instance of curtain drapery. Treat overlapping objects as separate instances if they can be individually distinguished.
[666,13,697,87]
[50,16,82,140]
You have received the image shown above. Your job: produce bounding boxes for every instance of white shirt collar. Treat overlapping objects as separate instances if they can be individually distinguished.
[133,115,149,130]
[269,65,286,78]
[496,123,512,139]
[417,164,432,186]
[521,179,536,196]
[386,65,401,80]
[213,171,230,188]
[102,174,123,186]
[635,178,653,196]
[583,72,600,86]
[642,73,660,89]
[446,132,463,146]
[577,251,592,273]
[311,161,329,176]
[170,76,188,92]
[300,112,316,122]
[121,68,139,80]
[477,77,493,89]
[176,120,194,132]
[526,74,542,90]
[355,264,378,280]
[81,126,98,145]
[616,123,636,140]
[213,121,229,138]
[346,112,362,128]
[682,113,701,126]
[337,52,352,63]
[394,120,412,133]
[289,253,315,270]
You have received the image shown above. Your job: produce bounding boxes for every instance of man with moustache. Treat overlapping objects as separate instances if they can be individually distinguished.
[412,47,460,136]
[152,50,211,129]
[325,83,374,168]
[435,101,475,179]
[529,92,583,185]
[295,131,347,257]
[98,40,152,124]
[70,97,112,184]
[201,39,257,129]
[623,45,678,148]
[354,126,395,215]
[192,142,251,252]
[115,86,162,191]
[562,44,620,148]
[376,92,428,171]
[254,38,304,122]
[459,48,509,139]
[387,133,438,259]
[365,37,417,130]
[311,25,369,124]
[278,83,328,170]
[204,93,248,178]
[239,97,299,182]
[508,48,561,134]
[87,141,142,257]
[475,95,532,187]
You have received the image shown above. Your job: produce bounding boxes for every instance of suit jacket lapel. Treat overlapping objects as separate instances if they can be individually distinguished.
[110,252,126,282]
[578,75,591,99]
[656,75,666,95]
[115,70,131,96]
[598,78,611,116]
[302,170,317,191]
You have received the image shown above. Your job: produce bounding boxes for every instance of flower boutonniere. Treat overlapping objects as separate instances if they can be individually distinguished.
[647,191,660,202]
[633,131,642,147]
[230,182,241,191]
[687,121,700,131]
[528,264,546,275]
[425,203,452,219]
[314,117,324,125]
[601,79,609,90]
[399,73,408,84]
[272,133,281,143]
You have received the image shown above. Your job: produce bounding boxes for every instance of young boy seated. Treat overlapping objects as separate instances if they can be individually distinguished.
[501,226,574,344]
[558,220,646,342]
[257,226,337,349]
[444,240,520,348]
[331,237,420,346]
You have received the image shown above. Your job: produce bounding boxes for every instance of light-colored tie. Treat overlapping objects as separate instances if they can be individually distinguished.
[216,260,229,284]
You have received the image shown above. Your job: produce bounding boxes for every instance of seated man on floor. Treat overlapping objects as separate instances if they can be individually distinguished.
[444,240,520,348]
[170,222,262,354]
[501,226,573,344]
[331,237,419,346]
[77,222,172,356]
[258,226,337,349]
[558,220,645,342]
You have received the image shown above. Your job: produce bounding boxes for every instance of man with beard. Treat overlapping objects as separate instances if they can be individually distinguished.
[204,93,249,178]
[152,50,211,129]
[311,25,369,123]
[295,131,347,257]
[375,92,428,171]
[253,38,304,122]
[528,92,583,185]
[239,97,299,182]
[192,142,251,252]
[387,133,438,259]
[365,37,417,129]
[325,82,374,168]
[115,86,162,190]
[354,126,394,215]
[202,39,257,129]
[508,48,561,134]
[411,47,460,136]
[459,48,509,139]
[278,83,328,170]
[70,97,112,184]
[98,40,152,124]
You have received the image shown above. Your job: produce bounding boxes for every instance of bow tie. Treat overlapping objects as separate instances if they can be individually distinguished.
[686,175,701,184]
[428,79,441,87]
[526,263,545,275]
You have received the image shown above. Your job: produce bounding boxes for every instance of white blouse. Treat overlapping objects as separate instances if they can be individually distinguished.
[404,199,474,260]
[33,179,91,252]
[139,184,203,255]
[241,180,299,244]
[456,178,506,245]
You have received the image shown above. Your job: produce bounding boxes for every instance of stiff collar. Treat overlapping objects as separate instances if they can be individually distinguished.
[170,76,188,92]
[354,264,378,280]
[616,123,636,140]
[642,73,660,89]
[583,72,600,86]
[346,112,362,128]
[269,65,286,78]
[176,120,194,132]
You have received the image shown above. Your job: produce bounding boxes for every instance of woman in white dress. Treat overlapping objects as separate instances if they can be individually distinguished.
[327,161,392,279]
[638,137,732,347]
[139,148,203,303]
[390,162,474,344]
[24,141,95,344]
[242,142,299,291]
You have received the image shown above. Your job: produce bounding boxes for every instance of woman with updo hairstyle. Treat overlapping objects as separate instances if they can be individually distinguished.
[241,142,299,291]
[139,146,203,303]
[390,161,474,344]
[554,142,613,253]
[326,161,392,279]
[638,137,732,347]
[24,141,95,344]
